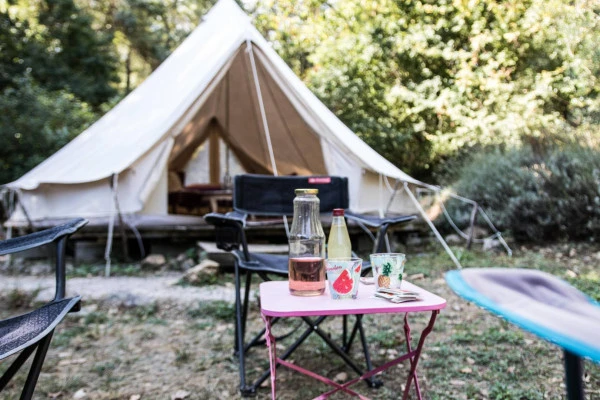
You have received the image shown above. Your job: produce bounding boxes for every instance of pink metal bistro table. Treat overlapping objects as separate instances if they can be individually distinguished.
[260,280,447,400]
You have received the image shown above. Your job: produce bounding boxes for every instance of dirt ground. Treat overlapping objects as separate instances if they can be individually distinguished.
[1,245,599,399]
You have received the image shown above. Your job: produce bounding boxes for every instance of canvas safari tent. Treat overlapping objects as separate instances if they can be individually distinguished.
[2,0,509,268]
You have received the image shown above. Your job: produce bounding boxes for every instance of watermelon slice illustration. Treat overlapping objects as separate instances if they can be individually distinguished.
[332,269,354,294]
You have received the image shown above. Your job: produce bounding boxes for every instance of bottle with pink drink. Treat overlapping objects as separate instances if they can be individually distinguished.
[288,188,326,296]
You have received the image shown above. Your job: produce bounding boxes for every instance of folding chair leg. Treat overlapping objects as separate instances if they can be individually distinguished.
[0,345,37,390]
[564,350,585,400]
[20,331,54,400]
[241,271,252,346]
[232,263,252,395]
[374,224,390,254]
[356,315,382,388]
[342,315,349,349]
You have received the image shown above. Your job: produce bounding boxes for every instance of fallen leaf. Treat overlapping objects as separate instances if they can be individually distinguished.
[334,372,348,382]
[48,392,63,399]
[450,379,466,386]
[58,358,87,366]
[507,366,515,374]
[171,390,190,400]
[466,357,475,365]
[73,389,87,399]
[408,273,425,280]
[460,367,472,374]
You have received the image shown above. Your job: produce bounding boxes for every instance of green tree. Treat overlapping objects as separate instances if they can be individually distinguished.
[252,0,600,180]
[0,74,96,184]
[0,0,120,184]
[80,0,216,92]
[35,0,120,107]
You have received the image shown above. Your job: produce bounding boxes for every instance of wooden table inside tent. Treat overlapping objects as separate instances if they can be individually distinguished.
[168,184,232,214]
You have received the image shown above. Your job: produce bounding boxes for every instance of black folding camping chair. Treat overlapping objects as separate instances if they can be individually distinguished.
[204,174,416,395]
[0,218,87,399]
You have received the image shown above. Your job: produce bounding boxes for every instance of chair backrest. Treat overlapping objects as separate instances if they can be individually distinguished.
[233,174,349,216]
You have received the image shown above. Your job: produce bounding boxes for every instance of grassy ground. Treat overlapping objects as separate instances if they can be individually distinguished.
[1,242,599,399]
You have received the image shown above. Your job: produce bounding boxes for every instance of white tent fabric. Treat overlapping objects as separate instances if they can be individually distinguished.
[2,0,512,268]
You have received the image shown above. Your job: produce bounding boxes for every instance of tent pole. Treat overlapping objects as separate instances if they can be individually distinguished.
[404,182,462,269]
[246,40,278,176]
[466,203,478,250]
[104,174,118,277]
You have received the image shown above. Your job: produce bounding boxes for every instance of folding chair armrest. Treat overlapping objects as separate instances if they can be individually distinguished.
[204,211,247,227]
[0,218,88,301]
[0,218,88,256]
[204,212,248,252]
[344,211,417,229]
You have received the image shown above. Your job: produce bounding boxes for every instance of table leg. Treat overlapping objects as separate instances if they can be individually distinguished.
[262,314,277,399]
[403,314,423,398]
[402,311,439,400]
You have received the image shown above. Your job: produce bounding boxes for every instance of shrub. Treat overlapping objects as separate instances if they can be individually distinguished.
[442,146,600,243]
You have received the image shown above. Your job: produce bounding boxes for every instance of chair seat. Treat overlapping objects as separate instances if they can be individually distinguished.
[344,211,416,228]
[234,251,289,275]
[0,297,81,360]
[446,268,600,362]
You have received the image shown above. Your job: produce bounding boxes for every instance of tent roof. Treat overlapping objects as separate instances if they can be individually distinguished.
[7,0,421,191]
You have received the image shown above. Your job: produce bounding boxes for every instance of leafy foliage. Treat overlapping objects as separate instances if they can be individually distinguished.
[0,0,119,183]
[1,0,120,107]
[252,0,600,179]
[0,74,96,184]
[0,0,214,184]
[443,144,600,242]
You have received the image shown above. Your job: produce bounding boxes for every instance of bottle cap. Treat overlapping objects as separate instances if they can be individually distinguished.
[295,188,319,195]
[332,208,345,216]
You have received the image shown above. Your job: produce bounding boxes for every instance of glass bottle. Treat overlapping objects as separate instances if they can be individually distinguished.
[288,188,326,296]
[328,208,351,259]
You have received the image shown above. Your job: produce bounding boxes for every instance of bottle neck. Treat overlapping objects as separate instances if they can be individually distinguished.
[290,195,323,237]
[332,216,346,226]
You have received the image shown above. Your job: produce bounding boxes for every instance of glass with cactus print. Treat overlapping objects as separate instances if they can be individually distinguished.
[370,253,406,290]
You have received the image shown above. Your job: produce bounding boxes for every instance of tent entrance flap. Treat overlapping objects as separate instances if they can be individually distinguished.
[168,43,327,180]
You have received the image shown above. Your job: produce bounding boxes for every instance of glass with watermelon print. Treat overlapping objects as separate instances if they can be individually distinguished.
[325,258,362,299]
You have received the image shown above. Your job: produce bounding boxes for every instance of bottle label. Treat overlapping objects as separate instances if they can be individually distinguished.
[308,177,331,184]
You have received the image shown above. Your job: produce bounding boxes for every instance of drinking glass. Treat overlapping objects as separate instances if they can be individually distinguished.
[325,258,362,299]
[370,253,406,290]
